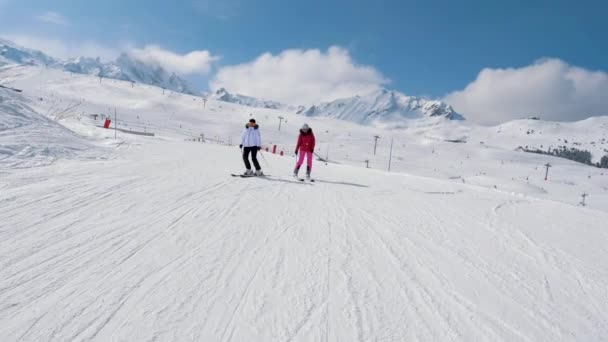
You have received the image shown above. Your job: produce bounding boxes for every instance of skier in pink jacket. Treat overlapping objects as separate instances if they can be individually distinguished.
[293,124,315,179]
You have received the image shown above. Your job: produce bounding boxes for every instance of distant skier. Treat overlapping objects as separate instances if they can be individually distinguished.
[293,123,315,179]
[239,118,263,176]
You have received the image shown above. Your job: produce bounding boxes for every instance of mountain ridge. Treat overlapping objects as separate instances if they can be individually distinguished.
[0,38,197,95]
[295,88,464,124]
[209,87,465,125]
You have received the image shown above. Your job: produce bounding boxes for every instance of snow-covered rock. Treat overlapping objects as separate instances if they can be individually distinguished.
[63,53,198,95]
[0,38,198,95]
[209,88,290,110]
[0,38,60,68]
[297,88,464,125]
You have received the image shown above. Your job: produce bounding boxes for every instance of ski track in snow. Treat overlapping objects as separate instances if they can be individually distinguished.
[1,65,608,341]
[1,139,607,342]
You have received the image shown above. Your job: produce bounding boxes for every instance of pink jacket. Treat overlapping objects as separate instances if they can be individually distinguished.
[295,129,315,153]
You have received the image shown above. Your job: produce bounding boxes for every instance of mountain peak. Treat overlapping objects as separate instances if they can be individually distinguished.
[210,88,290,110]
[0,38,199,95]
[299,90,464,125]
[0,38,59,67]
[214,87,229,96]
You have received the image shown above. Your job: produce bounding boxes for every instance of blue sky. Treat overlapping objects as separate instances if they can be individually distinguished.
[1,0,607,123]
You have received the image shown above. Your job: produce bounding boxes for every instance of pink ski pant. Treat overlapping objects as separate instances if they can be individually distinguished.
[295,151,313,169]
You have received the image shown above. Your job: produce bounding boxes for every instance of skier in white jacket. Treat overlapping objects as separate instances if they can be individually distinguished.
[239,118,263,176]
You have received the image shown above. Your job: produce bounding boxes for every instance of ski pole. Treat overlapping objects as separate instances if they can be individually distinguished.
[259,149,270,168]
[313,151,325,160]
[314,151,328,165]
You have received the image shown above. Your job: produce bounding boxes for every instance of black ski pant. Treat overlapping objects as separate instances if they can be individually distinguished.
[242,146,261,171]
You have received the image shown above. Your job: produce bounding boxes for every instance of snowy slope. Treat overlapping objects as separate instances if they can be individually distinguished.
[298,88,463,126]
[0,87,97,168]
[473,117,608,163]
[1,138,608,341]
[2,64,607,208]
[1,65,608,341]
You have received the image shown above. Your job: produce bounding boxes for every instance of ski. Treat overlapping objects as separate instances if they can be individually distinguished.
[231,174,270,178]
[231,173,254,178]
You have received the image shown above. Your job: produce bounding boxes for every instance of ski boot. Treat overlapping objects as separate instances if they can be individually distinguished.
[243,169,254,176]
[255,170,264,176]
[293,166,300,178]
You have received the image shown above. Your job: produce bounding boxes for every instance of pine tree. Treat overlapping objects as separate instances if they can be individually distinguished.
[600,155,608,169]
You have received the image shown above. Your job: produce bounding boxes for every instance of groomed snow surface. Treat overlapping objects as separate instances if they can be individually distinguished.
[1,65,608,341]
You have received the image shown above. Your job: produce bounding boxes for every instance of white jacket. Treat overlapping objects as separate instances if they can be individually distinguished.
[241,125,261,147]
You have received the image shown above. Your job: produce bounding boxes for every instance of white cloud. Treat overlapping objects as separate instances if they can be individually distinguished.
[444,59,608,125]
[36,11,69,26]
[4,33,119,61]
[128,45,219,75]
[210,46,388,105]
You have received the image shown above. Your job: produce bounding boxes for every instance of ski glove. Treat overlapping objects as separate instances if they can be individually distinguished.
[239,144,243,149]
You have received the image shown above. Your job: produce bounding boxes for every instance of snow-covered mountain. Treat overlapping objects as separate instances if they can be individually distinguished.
[209,87,464,126]
[0,38,60,68]
[0,38,197,95]
[297,89,464,125]
[209,88,290,110]
[4,38,463,126]
[63,54,198,95]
